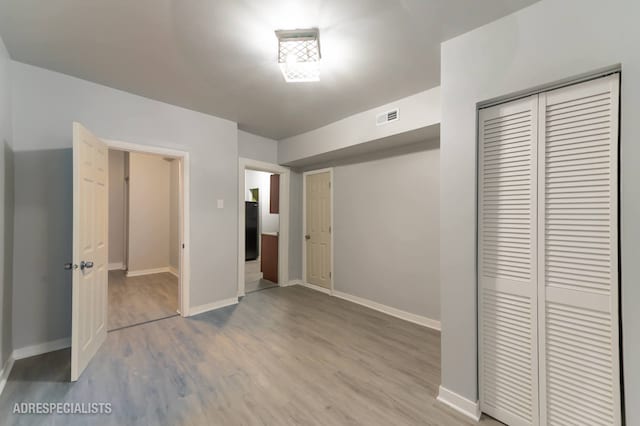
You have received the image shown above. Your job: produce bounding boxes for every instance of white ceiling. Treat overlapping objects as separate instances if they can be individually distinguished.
[0,0,538,140]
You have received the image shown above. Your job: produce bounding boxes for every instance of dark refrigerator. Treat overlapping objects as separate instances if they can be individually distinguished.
[245,201,259,261]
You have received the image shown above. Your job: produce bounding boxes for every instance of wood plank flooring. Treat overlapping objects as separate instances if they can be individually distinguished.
[245,278,278,294]
[0,286,502,425]
[108,270,178,331]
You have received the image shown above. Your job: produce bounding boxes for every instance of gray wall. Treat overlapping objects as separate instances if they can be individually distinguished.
[333,143,440,320]
[108,150,126,267]
[288,171,302,281]
[128,152,171,273]
[439,0,640,422]
[11,61,238,350]
[0,36,13,367]
[238,130,278,164]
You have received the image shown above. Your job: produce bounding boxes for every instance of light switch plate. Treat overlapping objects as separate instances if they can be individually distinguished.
[217,199,224,209]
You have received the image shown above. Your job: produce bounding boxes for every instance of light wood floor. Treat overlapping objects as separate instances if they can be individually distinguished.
[108,270,178,331]
[0,286,501,425]
[245,278,278,294]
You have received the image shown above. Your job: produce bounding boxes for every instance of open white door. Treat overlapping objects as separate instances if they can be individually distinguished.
[71,122,108,381]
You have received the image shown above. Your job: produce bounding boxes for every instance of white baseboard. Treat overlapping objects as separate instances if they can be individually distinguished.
[0,355,15,396]
[299,282,332,295]
[437,386,481,422]
[188,297,238,317]
[108,262,124,271]
[282,279,302,287]
[13,337,71,361]
[332,290,441,331]
[126,267,171,277]
[168,266,179,278]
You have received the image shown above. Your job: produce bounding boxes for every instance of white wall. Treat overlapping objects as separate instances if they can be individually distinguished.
[333,142,440,321]
[108,150,126,268]
[238,130,278,164]
[10,61,238,350]
[169,159,179,271]
[0,35,14,368]
[439,0,640,422]
[128,152,171,273]
[245,169,279,238]
[279,87,440,165]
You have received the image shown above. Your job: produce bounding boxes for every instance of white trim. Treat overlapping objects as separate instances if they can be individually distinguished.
[168,265,179,278]
[104,139,190,318]
[108,262,124,271]
[302,168,334,292]
[188,297,238,317]
[238,158,290,298]
[333,290,441,331]
[300,281,332,295]
[0,355,15,396]
[437,386,481,422]
[282,279,302,287]
[13,337,71,361]
[126,267,171,277]
[295,284,441,331]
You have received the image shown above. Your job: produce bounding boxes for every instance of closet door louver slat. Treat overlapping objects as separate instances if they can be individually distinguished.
[538,74,621,426]
[479,95,539,426]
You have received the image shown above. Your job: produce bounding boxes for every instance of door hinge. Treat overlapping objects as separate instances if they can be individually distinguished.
[182,243,185,249]
[329,272,332,279]
[329,226,331,233]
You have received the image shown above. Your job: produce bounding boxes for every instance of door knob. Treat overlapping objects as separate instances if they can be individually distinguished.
[80,261,94,270]
[305,235,311,240]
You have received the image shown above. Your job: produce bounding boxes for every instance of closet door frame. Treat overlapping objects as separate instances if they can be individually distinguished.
[477,71,622,425]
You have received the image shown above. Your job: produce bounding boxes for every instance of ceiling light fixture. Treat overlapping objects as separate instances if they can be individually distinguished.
[275,28,321,83]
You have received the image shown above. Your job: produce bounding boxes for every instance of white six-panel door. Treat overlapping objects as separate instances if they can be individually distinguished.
[71,122,108,381]
[305,171,332,289]
[479,74,621,425]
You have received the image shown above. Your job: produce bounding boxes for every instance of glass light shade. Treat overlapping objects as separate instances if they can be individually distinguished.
[275,29,321,82]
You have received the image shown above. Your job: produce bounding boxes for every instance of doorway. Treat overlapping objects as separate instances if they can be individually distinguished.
[244,169,280,293]
[71,124,191,381]
[237,158,290,297]
[302,168,333,293]
[107,149,182,331]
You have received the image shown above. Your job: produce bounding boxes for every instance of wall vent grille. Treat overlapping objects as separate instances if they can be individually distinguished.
[376,108,399,126]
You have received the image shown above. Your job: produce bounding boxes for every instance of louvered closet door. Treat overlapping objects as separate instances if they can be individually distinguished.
[538,74,621,426]
[478,95,539,426]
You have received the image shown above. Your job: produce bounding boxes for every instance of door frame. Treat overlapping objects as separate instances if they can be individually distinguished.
[475,70,623,423]
[104,139,191,317]
[302,167,334,295]
[238,158,290,297]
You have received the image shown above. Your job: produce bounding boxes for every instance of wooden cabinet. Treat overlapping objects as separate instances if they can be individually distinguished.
[261,233,278,283]
[270,174,280,214]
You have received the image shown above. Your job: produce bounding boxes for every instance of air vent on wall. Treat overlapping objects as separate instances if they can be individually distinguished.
[376,108,399,126]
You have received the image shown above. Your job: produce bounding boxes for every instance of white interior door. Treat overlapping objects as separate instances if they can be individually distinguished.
[305,171,332,289]
[538,74,621,425]
[478,95,540,426]
[71,122,108,381]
